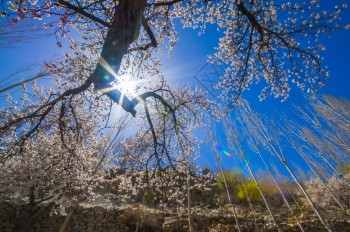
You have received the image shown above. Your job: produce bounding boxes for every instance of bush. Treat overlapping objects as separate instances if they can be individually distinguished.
[237,180,261,201]
[216,171,243,192]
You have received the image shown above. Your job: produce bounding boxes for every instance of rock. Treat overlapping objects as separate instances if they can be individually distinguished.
[346,209,350,216]
[106,229,117,232]
[95,211,104,220]
[86,215,95,222]
[245,223,254,232]
[162,217,179,232]
[101,218,108,223]
[178,208,187,217]
[263,215,272,223]
[256,217,265,224]
[92,206,106,213]
[267,226,278,231]
[75,205,86,214]
[210,209,221,217]
[109,210,116,216]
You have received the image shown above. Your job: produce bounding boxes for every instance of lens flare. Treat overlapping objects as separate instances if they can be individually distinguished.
[216,145,232,157]
[117,76,135,94]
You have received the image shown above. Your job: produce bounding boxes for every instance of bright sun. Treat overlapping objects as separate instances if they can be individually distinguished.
[116,75,154,96]
[117,76,136,94]
[98,57,139,96]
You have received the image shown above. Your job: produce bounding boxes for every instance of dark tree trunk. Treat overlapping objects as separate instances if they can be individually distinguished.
[15,187,36,232]
[90,0,148,116]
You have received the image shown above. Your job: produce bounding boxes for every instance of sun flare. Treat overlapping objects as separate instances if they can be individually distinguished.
[117,75,136,95]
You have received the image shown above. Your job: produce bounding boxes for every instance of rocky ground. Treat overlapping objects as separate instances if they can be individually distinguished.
[1,201,350,232]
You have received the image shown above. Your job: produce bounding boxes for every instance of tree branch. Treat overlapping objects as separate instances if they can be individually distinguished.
[0,70,49,94]
[142,16,157,48]
[131,91,177,128]
[57,0,111,27]
[128,16,158,52]
[146,0,183,7]
[235,1,264,42]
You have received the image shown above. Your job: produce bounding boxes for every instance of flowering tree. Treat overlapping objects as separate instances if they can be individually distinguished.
[305,173,350,209]
[291,95,350,210]
[0,80,112,230]
[0,0,347,155]
[1,0,348,115]
[0,1,348,229]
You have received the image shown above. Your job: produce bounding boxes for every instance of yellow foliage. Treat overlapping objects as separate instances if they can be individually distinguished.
[237,180,261,201]
[216,171,242,190]
[339,163,350,176]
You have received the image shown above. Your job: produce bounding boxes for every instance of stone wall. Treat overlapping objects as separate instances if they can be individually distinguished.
[1,202,349,232]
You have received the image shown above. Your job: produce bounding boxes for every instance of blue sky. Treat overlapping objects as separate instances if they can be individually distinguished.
[155,3,350,175]
[0,1,349,178]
